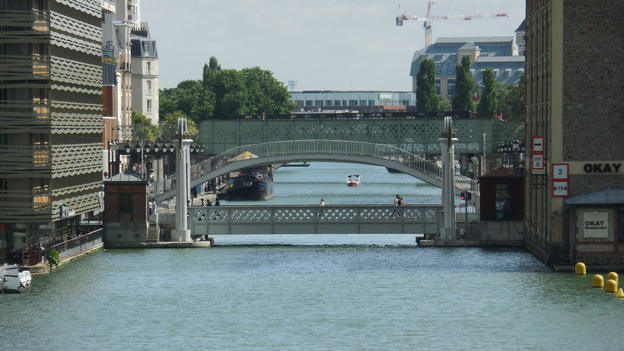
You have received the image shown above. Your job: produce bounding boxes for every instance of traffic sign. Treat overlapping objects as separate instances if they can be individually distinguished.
[532,154,545,174]
[533,136,544,153]
[553,181,569,197]
[552,164,569,180]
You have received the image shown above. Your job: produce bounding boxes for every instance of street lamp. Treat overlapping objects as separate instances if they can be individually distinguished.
[512,139,520,173]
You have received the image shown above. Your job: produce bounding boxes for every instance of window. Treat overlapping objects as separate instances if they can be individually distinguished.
[146,99,152,113]
[146,80,152,95]
[146,62,151,75]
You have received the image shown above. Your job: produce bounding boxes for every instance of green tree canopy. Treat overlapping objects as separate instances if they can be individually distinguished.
[160,111,199,140]
[452,55,476,112]
[476,67,498,121]
[131,110,158,141]
[160,56,293,120]
[159,80,215,123]
[416,58,440,112]
[497,72,525,122]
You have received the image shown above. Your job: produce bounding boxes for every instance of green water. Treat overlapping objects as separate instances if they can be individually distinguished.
[2,163,622,350]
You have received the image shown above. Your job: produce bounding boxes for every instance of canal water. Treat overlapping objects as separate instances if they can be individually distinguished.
[2,163,623,350]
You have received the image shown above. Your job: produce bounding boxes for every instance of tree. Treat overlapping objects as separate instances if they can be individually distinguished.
[210,69,248,119]
[159,80,215,123]
[161,57,294,120]
[497,72,525,122]
[476,67,498,120]
[416,58,440,112]
[241,67,294,116]
[131,110,158,141]
[452,55,476,112]
[160,111,199,140]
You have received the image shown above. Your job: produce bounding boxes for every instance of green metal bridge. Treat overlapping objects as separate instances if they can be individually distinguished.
[198,116,494,156]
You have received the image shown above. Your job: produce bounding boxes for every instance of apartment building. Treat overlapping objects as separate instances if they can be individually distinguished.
[0,0,103,255]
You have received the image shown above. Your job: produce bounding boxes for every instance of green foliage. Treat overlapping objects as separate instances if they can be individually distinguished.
[416,58,440,112]
[161,56,293,121]
[452,55,476,112]
[438,99,451,111]
[241,67,295,116]
[131,111,159,141]
[496,72,525,122]
[160,112,199,140]
[47,249,60,267]
[476,67,498,120]
[159,80,215,123]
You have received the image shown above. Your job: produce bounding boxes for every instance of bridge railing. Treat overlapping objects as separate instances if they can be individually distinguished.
[155,204,444,236]
[152,140,477,200]
[191,139,441,179]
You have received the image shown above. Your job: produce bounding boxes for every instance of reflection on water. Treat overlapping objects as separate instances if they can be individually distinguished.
[3,163,623,350]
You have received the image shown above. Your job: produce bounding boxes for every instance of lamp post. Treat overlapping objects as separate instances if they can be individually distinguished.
[512,139,520,173]
[439,116,458,241]
[108,140,117,178]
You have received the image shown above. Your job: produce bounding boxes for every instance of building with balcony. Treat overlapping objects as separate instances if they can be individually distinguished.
[0,0,103,257]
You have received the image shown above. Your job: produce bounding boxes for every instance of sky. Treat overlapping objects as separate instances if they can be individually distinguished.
[141,1,525,92]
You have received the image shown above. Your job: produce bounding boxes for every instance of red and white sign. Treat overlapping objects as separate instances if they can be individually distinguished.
[532,136,544,153]
[553,181,569,197]
[552,164,569,180]
[531,136,545,174]
[532,155,544,173]
[551,163,569,197]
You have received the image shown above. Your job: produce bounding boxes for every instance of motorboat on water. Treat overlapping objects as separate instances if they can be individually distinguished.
[282,162,310,167]
[347,174,360,187]
[1,264,31,293]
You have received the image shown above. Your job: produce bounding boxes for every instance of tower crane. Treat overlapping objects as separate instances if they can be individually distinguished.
[396,1,508,47]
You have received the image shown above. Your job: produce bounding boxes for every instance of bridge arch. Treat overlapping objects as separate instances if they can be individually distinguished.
[153,140,476,203]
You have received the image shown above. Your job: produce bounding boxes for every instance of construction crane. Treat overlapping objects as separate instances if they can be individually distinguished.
[396,1,508,47]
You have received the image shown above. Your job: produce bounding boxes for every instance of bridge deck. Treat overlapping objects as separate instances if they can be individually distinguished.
[154,204,443,236]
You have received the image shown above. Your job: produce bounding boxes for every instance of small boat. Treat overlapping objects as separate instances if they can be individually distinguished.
[1,264,30,293]
[282,162,310,167]
[347,174,360,187]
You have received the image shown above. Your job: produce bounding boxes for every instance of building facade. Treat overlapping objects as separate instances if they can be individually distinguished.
[525,1,624,267]
[290,91,416,113]
[130,23,159,126]
[0,0,103,257]
[410,36,525,101]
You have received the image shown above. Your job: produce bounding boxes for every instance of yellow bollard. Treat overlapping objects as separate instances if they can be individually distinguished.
[575,262,586,275]
[606,279,618,293]
[592,274,604,288]
[616,288,624,299]
[606,272,618,284]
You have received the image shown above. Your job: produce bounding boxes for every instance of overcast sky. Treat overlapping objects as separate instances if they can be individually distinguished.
[141,1,525,92]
